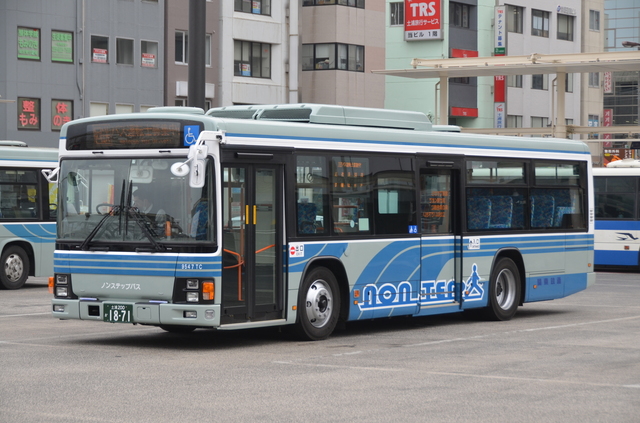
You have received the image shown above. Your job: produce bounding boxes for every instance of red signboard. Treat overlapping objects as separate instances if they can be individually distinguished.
[451,107,478,117]
[451,49,478,58]
[494,75,506,103]
[404,1,442,41]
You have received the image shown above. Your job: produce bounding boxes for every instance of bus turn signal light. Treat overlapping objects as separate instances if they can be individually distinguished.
[48,277,54,294]
[203,281,214,301]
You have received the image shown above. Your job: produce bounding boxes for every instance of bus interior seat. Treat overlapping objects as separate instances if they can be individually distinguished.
[297,201,317,234]
[531,195,555,228]
[467,196,491,230]
[554,206,575,228]
[489,195,513,229]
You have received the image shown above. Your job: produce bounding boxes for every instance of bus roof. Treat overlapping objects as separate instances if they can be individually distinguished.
[60,105,592,156]
[0,142,57,163]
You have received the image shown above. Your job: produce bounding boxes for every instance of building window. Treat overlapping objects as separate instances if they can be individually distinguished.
[532,9,549,38]
[589,10,600,31]
[557,14,574,41]
[390,2,404,26]
[116,38,134,65]
[507,115,523,128]
[507,75,522,88]
[17,97,40,130]
[302,43,364,72]
[531,116,549,128]
[303,0,364,7]
[234,0,271,15]
[507,5,523,33]
[450,3,470,28]
[90,102,109,117]
[175,31,212,66]
[532,74,548,90]
[51,31,73,63]
[175,31,187,64]
[588,114,599,139]
[565,73,573,93]
[91,35,109,63]
[51,100,73,131]
[116,104,134,114]
[141,40,158,68]
[17,27,41,60]
[589,72,600,88]
[234,40,271,78]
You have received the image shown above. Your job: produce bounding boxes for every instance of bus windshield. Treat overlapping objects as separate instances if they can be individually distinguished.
[57,157,214,250]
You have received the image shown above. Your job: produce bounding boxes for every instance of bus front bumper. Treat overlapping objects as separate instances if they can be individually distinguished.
[51,299,221,328]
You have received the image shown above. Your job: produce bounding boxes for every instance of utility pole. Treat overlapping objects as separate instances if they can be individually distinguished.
[188,0,206,110]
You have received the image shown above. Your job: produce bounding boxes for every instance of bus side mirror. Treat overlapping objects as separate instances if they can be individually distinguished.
[170,142,208,188]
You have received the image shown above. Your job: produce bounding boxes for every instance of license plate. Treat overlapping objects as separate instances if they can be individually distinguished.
[103,304,133,323]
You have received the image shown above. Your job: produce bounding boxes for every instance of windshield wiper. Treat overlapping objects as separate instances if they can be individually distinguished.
[79,207,122,251]
[125,206,165,252]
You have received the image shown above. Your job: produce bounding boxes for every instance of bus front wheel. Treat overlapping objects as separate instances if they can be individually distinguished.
[0,246,29,290]
[484,257,520,321]
[294,266,341,341]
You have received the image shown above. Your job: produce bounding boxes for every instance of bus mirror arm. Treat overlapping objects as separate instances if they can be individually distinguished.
[170,140,208,188]
[42,167,60,184]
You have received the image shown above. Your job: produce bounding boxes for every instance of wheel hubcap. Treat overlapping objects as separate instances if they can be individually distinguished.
[5,254,24,282]
[495,268,516,310]
[305,280,333,329]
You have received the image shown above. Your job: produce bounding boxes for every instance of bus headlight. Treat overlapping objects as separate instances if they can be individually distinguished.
[186,292,199,302]
[56,286,68,297]
[56,274,68,285]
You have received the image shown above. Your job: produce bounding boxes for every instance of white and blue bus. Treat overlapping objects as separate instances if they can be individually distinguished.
[593,161,640,269]
[49,105,594,340]
[0,141,58,289]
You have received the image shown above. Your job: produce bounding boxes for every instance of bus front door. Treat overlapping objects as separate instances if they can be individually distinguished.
[417,165,463,315]
[221,163,284,324]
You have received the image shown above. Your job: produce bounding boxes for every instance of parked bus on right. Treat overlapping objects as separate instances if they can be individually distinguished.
[594,159,640,269]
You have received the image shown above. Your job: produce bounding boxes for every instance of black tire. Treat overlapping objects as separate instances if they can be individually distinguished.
[484,257,520,321]
[0,246,30,290]
[294,266,341,341]
[160,325,197,333]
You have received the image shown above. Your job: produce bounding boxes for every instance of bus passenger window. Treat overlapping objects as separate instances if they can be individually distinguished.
[296,155,328,236]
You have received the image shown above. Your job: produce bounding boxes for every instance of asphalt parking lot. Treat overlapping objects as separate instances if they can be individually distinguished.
[1,272,639,423]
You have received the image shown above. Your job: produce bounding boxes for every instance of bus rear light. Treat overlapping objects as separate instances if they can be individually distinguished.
[186,292,199,302]
[202,281,214,300]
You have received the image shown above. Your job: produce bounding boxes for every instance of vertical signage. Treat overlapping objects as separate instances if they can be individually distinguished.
[51,31,73,63]
[17,97,41,130]
[603,109,613,142]
[494,7,507,129]
[404,1,442,41]
[495,102,506,129]
[494,6,506,55]
[603,72,612,94]
[17,27,40,60]
[51,100,73,131]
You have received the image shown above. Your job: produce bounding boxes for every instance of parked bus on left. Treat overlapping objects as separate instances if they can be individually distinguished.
[0,141,58,289]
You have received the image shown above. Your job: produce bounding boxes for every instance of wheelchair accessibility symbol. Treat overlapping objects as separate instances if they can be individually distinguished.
[183,125,200,146]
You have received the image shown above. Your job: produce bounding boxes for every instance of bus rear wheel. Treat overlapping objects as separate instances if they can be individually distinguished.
[294,266,341,341]
[484,257,520,321]
[0,246,29,290]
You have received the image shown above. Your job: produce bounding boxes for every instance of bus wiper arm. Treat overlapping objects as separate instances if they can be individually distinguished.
[126,206,165,252]
[80,207,122,251]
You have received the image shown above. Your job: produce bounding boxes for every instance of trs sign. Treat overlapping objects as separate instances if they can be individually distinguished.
[404,1,442,41]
